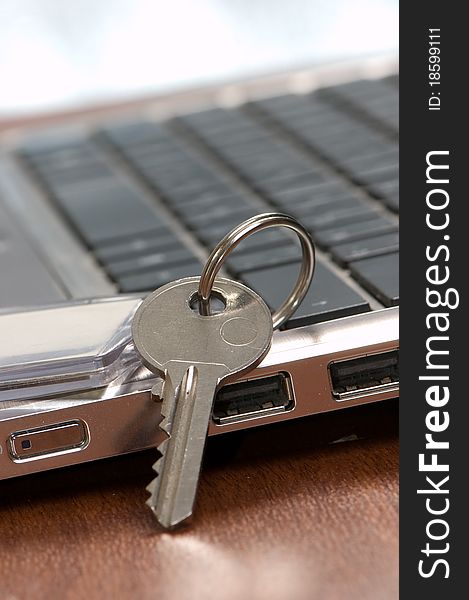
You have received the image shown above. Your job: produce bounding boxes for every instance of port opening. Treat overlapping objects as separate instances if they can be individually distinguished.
[329,350,399,401]
[213,373,295,425]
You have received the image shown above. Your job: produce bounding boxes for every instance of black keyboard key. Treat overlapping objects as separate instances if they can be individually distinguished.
[117,260,203,293]
[318,138,392,164]
[241,261,369,328]
[254,171,329,196]
[106,246,197,278]
[35,162,114,188]
[192,209,260,240]
[95,229,181,262]
[54,180,168,244]
[128,157,198,181]
[320,79,389,100]
[144,165,222,191]
[161,182,234,205]
[353,164,399,186]
[20,140,96,162]
[339,149,398,173]
[291,198,379,231]
[27,149,104,173]
[367,180,399,212]
[196,223,292,249]
[198,205,259,227]
[313,130,388,153]
[228,153,312,184]
[169,185,239,208]
[203,129,273,152]
[330,232,399,265]
[285,117,357,141]
[155,180,234,206]
[349,252,399,307]
[22,141,112,182]
[269,180,351,209]
[121,143,189,166]
[161,183,233,206]
[182,197,256,227]
[101,121,171,146]
[226,243,301,274]
[314,216,398,248]
[240,162,312,186]
[288,120,381,148]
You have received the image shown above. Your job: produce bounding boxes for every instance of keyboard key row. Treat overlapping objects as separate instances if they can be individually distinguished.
[176,101,399,307]
[20,139,204,287]
[252,92,399,213]
[317,78,399,134]
[177,109,393,245]
[102,122,296,255]
[330,232,399,265]
[18,75,399,312]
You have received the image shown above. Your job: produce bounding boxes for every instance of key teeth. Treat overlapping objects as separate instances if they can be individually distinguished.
[145,491,160,516]
[145,396,174,511]
[152,454,165,476]
[146,481,156,497]
[146,485,159,511]
[154,428,170,475]
[156,377,175,437]
[146,450,166,505]
[150,380,164,400]
[159,415,171,436]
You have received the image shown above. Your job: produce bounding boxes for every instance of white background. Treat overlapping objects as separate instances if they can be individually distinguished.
[0,0,398,117]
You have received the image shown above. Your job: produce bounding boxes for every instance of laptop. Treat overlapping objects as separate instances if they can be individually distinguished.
[0,56,399,479]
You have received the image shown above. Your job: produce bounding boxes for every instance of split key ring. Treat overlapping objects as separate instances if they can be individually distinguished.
[197,212,316,330]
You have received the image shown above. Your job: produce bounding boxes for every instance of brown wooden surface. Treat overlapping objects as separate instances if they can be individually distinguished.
[0,400,398,600]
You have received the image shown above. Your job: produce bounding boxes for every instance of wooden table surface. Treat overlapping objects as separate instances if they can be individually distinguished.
[0,399,398,600]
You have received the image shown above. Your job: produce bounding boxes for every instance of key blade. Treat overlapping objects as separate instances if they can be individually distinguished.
[148,364,221,529]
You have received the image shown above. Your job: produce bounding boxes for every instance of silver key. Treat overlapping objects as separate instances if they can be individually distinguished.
[132,276,273,529]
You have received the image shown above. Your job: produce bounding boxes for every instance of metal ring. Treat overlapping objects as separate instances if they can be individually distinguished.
[197,212,315,330]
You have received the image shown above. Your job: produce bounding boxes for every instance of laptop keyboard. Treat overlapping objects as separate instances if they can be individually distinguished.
[16,74,399,328]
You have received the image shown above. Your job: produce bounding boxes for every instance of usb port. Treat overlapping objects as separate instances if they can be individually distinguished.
[329,350,399,401]
[213,373,295,425]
